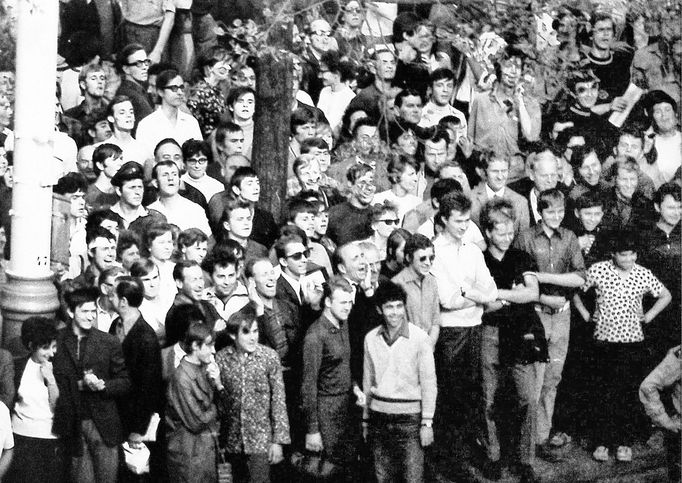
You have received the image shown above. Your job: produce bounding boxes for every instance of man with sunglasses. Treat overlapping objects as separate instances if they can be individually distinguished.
[115,44,155,130]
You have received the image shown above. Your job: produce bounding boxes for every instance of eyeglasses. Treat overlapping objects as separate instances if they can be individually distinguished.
[356,181,376,191]
[576,84,599,95]
[187,157,208,165]
[418,255,436,263]
[286,249,310,261]
[379,219,399,226]
[126,59,151,68]
[163,84,185,93]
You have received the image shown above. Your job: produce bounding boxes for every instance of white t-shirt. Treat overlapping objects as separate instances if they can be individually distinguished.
[654,131,682,183]
[11,358,57,439]
[147,197,212,236]
[372,190,422,222]
[181,173,225,205]
[135,108,202,160]
[317,85,356,137]
[417,217,485,247]
[0,402,13,456]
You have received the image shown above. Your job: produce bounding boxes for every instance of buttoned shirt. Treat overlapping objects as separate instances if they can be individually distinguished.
[135,108,202,160]
[216,344,290,454]
[392,267,440,334]
[584,261,664,343]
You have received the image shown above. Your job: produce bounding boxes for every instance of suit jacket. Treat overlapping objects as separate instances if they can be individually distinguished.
[507,177,572,226]
[469,183,530,235]
[348,287,382,385]
[53,327,131,451]
[276,276,321,331]
[119,316,163,436]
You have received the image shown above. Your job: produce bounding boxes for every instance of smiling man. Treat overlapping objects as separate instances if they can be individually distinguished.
[328,164,376,245]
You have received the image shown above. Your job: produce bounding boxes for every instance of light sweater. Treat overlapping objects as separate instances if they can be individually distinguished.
[12,358,57,439]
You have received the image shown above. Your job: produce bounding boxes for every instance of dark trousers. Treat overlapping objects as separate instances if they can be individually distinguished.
[6,434,66,483]
[228,452,270,483]
[665,431,680,482]
[369,412,423,483]
[318,393,358,468]
[592,341,647,447]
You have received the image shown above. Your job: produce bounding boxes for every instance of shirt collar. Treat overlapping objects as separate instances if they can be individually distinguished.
[377,319,410,345]
[485,184,505,199]
[534,222,563,239]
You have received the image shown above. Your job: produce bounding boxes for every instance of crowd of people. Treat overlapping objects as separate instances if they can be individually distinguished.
[0,0,679,482]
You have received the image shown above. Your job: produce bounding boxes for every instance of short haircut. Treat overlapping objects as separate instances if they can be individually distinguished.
[275,233,305,261]
[230,166,258,190]
[78,61,105,85]
[130,257,157,278]
[436,191,472,227]
[654,181,682,205]
[370,201,398,222]
[98,266,125,287]
[219,197,252,227]
[225,308,258,341]
[609,156,640,179]
[292,154,318,176]
[181,321,212,354]
[529,150,559,172]
[106,94,133,119]
[144,222,174,250]
[430,177,463,202]
[590,11,614,30]
[610,230,639,253]
[425,126,450,146]
[387,154,419,185]
[173,259,200,282]
[537,188,565,212]
[227,86,255,107]
[64,285,99,312]
[92,143,123,176]
[152,159,179,180]
[86,225,116,247]
[386,228,411,263]
[566,68,600,94]
[182,139,211,162]
[244,256,270,278]
[476,149,509,170]
[155,68,181,89]
[320,50,357,83]
[346,162,373,184]
[86,209,121,235]
[21,316,58,351]
[575,191,604,211]
[618,124,645,144]
[177,228,208,250]
[403,233,433,263]
[153,138,182,159]
[322,275,353,303]
[276,224,308,246]
[374,280,407,307]
[287,198,317,222]
[568,144,599,171]
[300,137,330,153]
[117,230,141,259]
[394,88,424,108]
[480,198,516,233]
[201,250,239,276]
[351,117,377,138]
[430,67,455,85]
[54,172,88,195]
[290,107,317,134]
[166,304,205,346]
[117,43,146,70]
[215,121,243,145]
[114,276,144,308]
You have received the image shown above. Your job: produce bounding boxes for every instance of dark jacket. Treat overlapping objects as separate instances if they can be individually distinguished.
[116,79,154,132]
[53,327,131,452]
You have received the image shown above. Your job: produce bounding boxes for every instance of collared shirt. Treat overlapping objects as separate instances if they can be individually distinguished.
[281,272,303,304]
[514,223,585,298]
[135,108,202,160]
[584,261,664,343]
[431,235,497,327]
[147,197,211,236]
[363,322,436,419]
[485,184,505,200]
[172,343,185,369]
[216,344,290,454]
[109,202,148,229]
[96,298,116,333]
[392,266,440,334]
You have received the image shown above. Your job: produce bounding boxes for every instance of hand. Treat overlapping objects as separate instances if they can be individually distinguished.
[611,96,627,112]
[305,432,324,452]
[396,42,417,63]
[577,234,595,252]
[148,50,161,65]
[542,295,567,310]
[353,385,366,408]
[213,318,227,332]
[303,279,323,308]
[268,443,283,464]
[40,361,55,386]
[360,267,374,296]
[128,433,144,449]
[247,278,265,315]
[83,372,104,391]
[206,362,222,388]
[641,313,651,325]
[420,426,434,447]
[514,83,525,100]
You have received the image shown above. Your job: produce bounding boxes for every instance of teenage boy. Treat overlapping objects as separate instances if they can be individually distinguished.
[115,44,154,128]
[54,173,90,281]
[480,199,546,482]
[419,68,467,130]
[202,250,249,323]
[603,125,660,198]
[514,188,586,455]
[227,87,256,159]
[219,197,268,263]
[210,122,245,181]
[362,281,437,483]
[346,48,398,121]
[86,144,124,211]
[601,158,655,234]
[53,286,131,483]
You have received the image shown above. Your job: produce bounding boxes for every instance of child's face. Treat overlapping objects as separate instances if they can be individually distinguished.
[612,250,637,271]
[540,201,565,230]
[656,194,681,227]
[576,205,604,232]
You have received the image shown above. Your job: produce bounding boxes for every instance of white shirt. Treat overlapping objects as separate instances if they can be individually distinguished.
[148,196,211,236]
[281,271,303,304]
[431,234,497,328]
[140,298,167,335]
[654,131,682,182]
[96,298,116,333]
[181,173,225,205]
[54,131,78,176]
[485,184,505,199]
[173,343,186,369]
[95,135,147,166]
[317,85,356,137]
[135,108,202,159]
[12,359,57,439]
[0,402,13,457]
[372,190,422,222]
[418,101,468,131]
[417,217,485,247]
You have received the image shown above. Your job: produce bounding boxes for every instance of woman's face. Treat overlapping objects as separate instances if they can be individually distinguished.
[578,152,602,186]
[396,130,418,156]
[653,102,677,134]
[398,164,418,193]
[32,340,57,365]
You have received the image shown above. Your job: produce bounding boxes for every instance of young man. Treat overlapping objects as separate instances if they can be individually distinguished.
[53,173,89,281]
[289,108,319,175]
[430,191,497,478]
[210,121,245,180]
[179,139,224,204]
[147,160,211,236]
[416,127,450,200]
[301,18,334,104]
[514,188,586,455]
[601,157,655,234]
[316,50,357,138]
[86,144,124,212]
[480,199,546,482]
[419,68,467,130]
[328,163,376,246]
[94,95,148,167]
[362,281,437,483]
[64,63,108,127]
[95,266,126,333]
[72,226,118,288]
[115,44,154,128]
[202,250,249,323]
[284,197,333,276]
[53,286,131,483]
[393,88,424,127]
[227,87,256,159]
[346,48,398,122]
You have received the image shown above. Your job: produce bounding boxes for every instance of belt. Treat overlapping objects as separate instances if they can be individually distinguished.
[534,301,570,315]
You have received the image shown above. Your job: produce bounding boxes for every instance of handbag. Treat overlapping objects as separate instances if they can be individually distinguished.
[290,450,342,482]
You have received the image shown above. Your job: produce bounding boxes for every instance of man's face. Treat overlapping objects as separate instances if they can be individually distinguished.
[91,237,117,271]
[194,336,216,365]
[294,122,317,144]
[177,265,205,301]
[293,212,316,238]
[100,219,120,241]
[232,67,256,89]
[185,152,208,180]
[226,207,253,239]
[616,134,643,160]
[120,244,140,272]
[431,78,454,106]
[443,209,470,240]
[69,190,86,218]
[396,129,418,156]
[405,24,434,54]
[355,125,377,155]
[71,301,97,332]
[573,81,599,109]
[343,1,364,28]
[485,159,509,192]
[531,158,559,192]
[380,300,406,330]
[327,288,354,322]
[578,152,601,187]
[90,120,112,142]
[236,176,260,203]
[612,250,637,271]
[397,95,423,124]
[100,154,124,180]
[309,147,331,172]
[109,100,135,132]
[499,57,522,88]
[149,231,174,261]
[339,243,367,283]
[231,93,255,122]
[251,260,277,299]
[82,70,106,98]
[118,178,144,208]
[155,164,180,197]
[224,156,250,185]
[318,63,337,87]
[653,102,677,134]
[297,160,321,191]
[374,51,397,80]
[576,205,604,232]
[592,19,614,50]
[310,21,333,53]
[615,168,638,199]
[221,130,245,156]
[656,194,681,227]
[364,246,381,285]
[233,320,259,353]
[212,263,238,298]
[281,241,309,277]
[140,265,160,299]
[182,241,208,264]
[486,221,515,253]
[159,76,186,109]
[155,143,184,171]
[540,202,565,230]
[410,246,434,277]
[349,171,376,207]
[424,139,447,172]
[398,164,418,194]
[123,50,150,83]
[0,95,12,127]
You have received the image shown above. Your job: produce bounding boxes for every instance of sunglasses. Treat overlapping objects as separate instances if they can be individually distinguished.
[127,59,151,68]
[379,219,400,226]
[163,84,185,93]
[287,249,311,261]
[418,255,436,263]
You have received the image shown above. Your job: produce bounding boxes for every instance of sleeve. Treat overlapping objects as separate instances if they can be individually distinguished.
[639,349,681,430]
[582,264,597,292]
[418,335,437,420]
[643,267,664,298]
[268,354,291,445]
[428,276,442,328]
[0,403,13,450]
[523,96,542,141]
[168,372,217,434]
[128,333,163,434]
[473,248,498,300]
[103,339,132,399]
[301,328,323,434]
[567,232,586,274]
[431,255,458,309]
